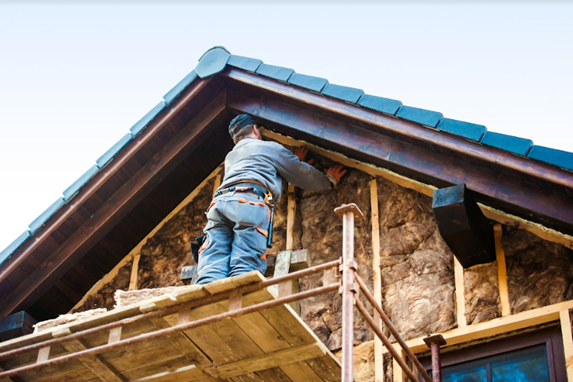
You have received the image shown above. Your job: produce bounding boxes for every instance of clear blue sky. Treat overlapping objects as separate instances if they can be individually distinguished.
[1,2,572,252]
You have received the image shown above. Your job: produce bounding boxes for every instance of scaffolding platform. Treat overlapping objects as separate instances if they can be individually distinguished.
[0,272,341,382]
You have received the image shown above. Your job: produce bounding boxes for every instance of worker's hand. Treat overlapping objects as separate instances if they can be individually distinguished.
[326,165,347,188]
[294,146,308,161]
[294,146,314,165]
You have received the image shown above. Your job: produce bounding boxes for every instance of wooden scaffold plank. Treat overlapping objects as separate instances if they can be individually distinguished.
[52,328,125,382]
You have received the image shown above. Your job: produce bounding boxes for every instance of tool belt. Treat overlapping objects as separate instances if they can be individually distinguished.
[215,182,270,201]
[214,181,275,248]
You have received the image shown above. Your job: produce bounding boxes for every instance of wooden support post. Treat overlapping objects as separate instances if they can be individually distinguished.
[128,254,141,291]
[370,179,384,382]
[286,184,296,251]
[454,257,467,327]
[177,309,191,326]
[392,348,407,382]
[228,291,243,311]
[212,174,222,197]
[272,251,299,311]
[52,328,125,382]
[284,183,301,313]
[108,327,122,344]
[36,346,50,363]
[494,224,511,317]
[560,310,573,381]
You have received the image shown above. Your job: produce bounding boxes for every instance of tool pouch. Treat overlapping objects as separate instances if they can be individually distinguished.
[267,204,274,248]
[190,235,206,264]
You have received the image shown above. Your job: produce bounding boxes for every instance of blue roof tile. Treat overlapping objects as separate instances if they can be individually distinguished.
[528,146,573,171]
[437,118,487,141]
[256,64,294,82]
[28,197,66,234]
[195,46,230,79]
[130,101,166,137]
[321,83,364,104]
[163,70,198,105]
[228,55,263,72]
[288,73,328,93]
[480,132,533,156]
[396,106,443,127]
[63,165,99,202]
[96,133,132,169]
[358,94,402,115]
[0,231,31,267]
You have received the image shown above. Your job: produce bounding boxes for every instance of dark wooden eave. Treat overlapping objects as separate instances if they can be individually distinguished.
[1,65,572,322]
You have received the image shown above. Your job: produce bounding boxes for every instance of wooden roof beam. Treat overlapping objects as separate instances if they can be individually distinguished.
[226,80,573,236]
[0,89,228,318]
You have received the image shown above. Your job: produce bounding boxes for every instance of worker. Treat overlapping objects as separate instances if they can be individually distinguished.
[195,114,347,285]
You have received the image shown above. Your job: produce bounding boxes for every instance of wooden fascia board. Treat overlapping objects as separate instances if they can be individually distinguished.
[0,87,228,318]
[223,70,573,235]
[224,68,573,192]
[0,78,215,288]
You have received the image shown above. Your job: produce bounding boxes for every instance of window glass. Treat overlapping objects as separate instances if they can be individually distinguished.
[442,362,487,382]
[436,344,550,382]
[491,346,549,382]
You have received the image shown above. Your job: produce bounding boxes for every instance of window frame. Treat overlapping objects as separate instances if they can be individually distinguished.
[419,326,567,382]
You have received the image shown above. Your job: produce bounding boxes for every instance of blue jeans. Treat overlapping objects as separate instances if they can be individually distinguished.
[196,191,270,284]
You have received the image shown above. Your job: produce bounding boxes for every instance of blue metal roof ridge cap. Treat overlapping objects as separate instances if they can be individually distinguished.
[28,197,66,234]
[63,165,99,202]
[528,145,573,171]
[0,230,31,268]
[288,73,328,93]
[437,118,487,142]
[129,101,166,137]
[228,55,263,72]
[321,83,364,104]
[163,70,198,105]
[96,133,133,169]
[195,47,231,79]
[480,131,533,156]
[357,94,402,115]
[396,106,443,127]
[256,64,294,82]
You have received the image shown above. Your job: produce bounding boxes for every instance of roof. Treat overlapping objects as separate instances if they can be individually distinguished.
[1,46,572,321]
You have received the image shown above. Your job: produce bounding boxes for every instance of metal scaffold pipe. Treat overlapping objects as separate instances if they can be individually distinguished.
[335,203,364,382]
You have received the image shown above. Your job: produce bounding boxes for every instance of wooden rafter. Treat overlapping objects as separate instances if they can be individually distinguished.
[1,90,228,318]
[262,129,573,251]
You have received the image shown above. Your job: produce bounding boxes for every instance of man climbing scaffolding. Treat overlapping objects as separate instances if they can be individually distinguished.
[195,114,347,284]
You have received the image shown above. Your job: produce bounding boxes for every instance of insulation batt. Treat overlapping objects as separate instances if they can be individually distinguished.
[464,261,500,324]
[296,160,374,351]
[377,177,456,341]
[504,227,573,314]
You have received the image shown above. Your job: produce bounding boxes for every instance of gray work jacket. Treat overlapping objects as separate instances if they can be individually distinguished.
[218,138,332,203]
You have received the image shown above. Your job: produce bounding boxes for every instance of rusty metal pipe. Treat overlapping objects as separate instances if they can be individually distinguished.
[423,334,447,382]
[339,209,356,382]
[355,273,431,381]
[355,298,430,382]
[431,342,441,382]
[0,259,341,361]
[0,283,340,379]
